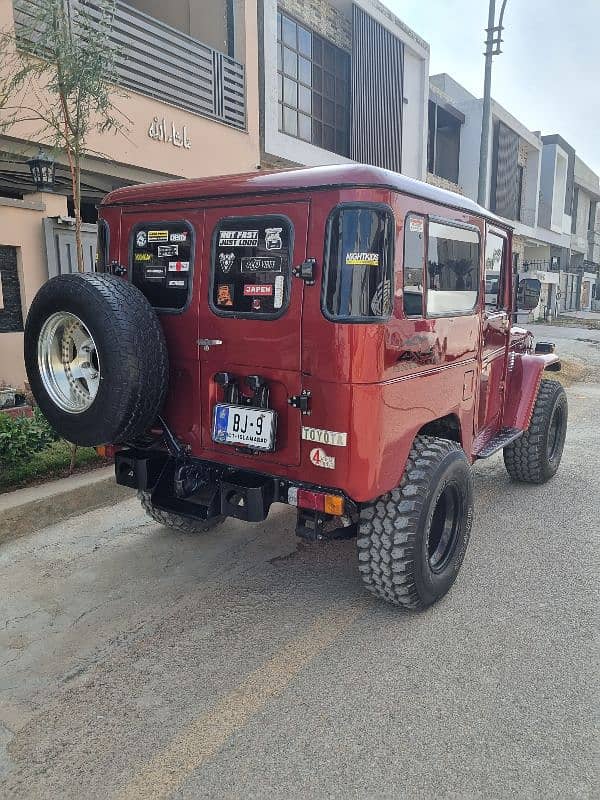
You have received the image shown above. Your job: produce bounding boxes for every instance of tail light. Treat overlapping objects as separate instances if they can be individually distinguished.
[288,487,345,516]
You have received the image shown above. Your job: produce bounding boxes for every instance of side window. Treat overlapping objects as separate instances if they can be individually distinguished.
[426,221,480,316]
[211,216,292,318]
[403,215,425,317]
[485,232,505,309]
[323,204,394,321]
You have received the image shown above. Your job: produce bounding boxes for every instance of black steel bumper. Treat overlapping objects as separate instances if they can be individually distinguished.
[116,448,298,524]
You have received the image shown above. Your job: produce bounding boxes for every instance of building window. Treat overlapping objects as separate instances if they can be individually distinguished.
[277,10,350,156]
[427,101,461,184]
[588,201,597,232]
[516,165,524,221]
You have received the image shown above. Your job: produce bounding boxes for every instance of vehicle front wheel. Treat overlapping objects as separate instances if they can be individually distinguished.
[503,378,568,484]
[357,436,474,610]
[139,492,224,534]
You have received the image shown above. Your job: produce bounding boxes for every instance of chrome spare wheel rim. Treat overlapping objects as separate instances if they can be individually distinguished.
[38,312,100,413]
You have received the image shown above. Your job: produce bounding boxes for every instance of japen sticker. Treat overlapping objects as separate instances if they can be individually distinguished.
[168,260,189,272]
[170,231,188,242]
[219,230,259,247]
[158,244,178,257]
[409,218,424,233]
[244,284,273,296]
[148,230,169,243]
[274,275,284,309]
[240,256,282,273]
[345,252,380,266]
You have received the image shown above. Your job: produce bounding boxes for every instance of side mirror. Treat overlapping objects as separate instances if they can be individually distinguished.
[517,278,541,311]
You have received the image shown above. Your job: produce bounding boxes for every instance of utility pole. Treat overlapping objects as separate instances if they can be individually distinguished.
[477,0,508,207]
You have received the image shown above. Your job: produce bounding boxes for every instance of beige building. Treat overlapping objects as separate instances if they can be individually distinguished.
[1,0,431,390]
[0,0,261,388]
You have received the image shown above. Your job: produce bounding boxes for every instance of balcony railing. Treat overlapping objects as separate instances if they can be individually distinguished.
[13,0,246,131]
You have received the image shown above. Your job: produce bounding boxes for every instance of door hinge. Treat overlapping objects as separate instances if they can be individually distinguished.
[288,389,311,414]
[292,258,316,285]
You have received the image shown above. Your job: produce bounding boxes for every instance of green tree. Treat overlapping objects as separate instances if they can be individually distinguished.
[0,0,127,272]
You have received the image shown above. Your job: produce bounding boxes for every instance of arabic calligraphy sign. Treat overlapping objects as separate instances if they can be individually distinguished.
[148,116,191,150]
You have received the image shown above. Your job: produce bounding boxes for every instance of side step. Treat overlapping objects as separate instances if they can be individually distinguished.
[475,427,523,459]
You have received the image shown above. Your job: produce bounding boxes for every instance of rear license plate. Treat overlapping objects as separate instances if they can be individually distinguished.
[212,404,277,451]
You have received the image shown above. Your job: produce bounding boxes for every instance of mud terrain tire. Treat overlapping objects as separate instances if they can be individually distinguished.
[357,436,473,610]
[24,273,168,446]
[139,492,224,534]
[503,378,567,484]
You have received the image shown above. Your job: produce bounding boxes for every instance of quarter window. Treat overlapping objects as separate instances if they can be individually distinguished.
[485,232,505,309]
[426,221,480,315]
[403,215,425,317]
[323,205,394,321]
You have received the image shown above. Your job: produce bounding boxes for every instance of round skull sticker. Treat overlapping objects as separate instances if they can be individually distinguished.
[136,230,147,248]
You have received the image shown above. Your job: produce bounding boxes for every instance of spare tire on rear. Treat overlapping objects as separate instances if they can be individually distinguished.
[24,273,168,446]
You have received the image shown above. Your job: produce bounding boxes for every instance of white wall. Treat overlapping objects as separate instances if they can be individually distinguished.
[262,0,428,178]
[402,47,428,179]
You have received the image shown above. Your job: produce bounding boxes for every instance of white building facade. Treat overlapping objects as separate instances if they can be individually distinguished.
[260,0,429,180]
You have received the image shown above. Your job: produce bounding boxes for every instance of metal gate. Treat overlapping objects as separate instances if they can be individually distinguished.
[43,217,98,277]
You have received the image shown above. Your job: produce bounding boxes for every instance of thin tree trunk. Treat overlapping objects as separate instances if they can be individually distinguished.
[73,153,84,273]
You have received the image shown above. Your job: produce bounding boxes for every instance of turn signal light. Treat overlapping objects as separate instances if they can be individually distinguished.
[288,487,345,516]
[95,445,119,459]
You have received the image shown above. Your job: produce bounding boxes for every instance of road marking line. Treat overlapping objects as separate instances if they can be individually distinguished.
[114,602,363,800]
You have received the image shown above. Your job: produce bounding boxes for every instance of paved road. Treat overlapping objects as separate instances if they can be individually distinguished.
[529,322,600,369]
[1,364,598,799]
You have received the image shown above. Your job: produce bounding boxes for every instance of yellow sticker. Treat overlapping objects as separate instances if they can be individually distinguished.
[134,252,152,262]
[346,252,380,266]
[148,230,169,242]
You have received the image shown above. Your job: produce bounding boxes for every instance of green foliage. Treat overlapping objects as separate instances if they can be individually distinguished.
[0,408,59,469]
[0,439,100,492]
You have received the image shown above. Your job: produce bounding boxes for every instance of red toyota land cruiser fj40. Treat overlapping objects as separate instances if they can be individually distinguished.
[24,164,567,610]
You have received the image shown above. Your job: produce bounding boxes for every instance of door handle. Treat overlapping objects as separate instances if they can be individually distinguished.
[198,338,223,351]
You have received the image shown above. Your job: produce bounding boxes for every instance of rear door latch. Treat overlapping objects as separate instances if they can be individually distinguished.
[288,389,311,414]
[292,258,316,285]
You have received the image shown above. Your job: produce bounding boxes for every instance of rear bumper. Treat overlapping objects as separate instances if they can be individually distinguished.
[115,448,353,524]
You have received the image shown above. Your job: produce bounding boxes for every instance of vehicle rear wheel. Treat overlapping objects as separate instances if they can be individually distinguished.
[24,273,168,446]
[139,492,225,534]
[503,378,568,484]
[357,436,473,610]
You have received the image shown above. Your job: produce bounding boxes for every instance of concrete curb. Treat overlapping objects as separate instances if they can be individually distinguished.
[0,466,132,545]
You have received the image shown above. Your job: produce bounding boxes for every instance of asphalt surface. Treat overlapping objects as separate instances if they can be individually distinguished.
[1,326,598,800]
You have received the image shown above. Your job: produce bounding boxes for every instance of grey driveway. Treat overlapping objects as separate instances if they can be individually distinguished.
[1,346,598,799]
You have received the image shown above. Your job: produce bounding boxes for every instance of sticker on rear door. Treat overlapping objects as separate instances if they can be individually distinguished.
[219,230,259,247]
[274,275,284,309]
[243,284,273,296]
[148,230,169,243]
[309,448,336,469]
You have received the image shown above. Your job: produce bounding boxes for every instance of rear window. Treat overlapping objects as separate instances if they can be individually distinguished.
[323,204,394,321]
[130,221,193,311]
[211,216,292,318]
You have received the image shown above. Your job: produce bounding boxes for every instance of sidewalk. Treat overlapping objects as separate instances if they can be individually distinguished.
[0,466,131,544]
